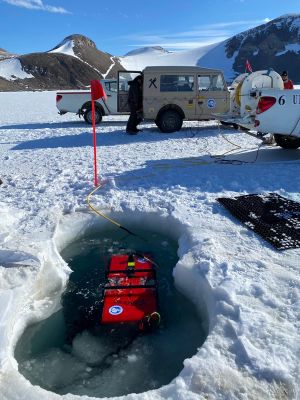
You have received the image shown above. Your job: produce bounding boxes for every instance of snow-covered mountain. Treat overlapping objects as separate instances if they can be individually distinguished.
[120,43,218,72]
[124,46,170,57]
[48,34,123,78]
[120,14,300,82]
[0,14,299,91]
[0,34,123,91]
[224,14,300,79]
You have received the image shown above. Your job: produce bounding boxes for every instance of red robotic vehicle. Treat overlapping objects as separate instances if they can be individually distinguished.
[100,253,160,331]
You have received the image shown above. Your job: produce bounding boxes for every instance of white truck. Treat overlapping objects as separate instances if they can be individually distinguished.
[253,89,300,149]
[216,69,284,130]
[56,66,230,131]
[216,69,300,149]
[56,79,119,124]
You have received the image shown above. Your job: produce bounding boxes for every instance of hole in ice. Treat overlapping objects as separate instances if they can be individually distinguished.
[15,227,208,397]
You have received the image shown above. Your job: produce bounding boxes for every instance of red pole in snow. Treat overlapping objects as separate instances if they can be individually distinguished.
[91,98,98,187]
[90,80,106,187]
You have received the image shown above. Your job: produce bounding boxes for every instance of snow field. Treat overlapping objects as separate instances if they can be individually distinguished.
[0,91,300,399]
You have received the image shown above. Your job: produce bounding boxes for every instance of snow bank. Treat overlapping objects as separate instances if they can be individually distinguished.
[0,91,300,399]
[0,58,34,80]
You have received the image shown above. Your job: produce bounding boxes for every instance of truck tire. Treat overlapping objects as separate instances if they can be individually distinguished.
[84,107,102,125]
[157,110,183,133]
[274,134,300,149]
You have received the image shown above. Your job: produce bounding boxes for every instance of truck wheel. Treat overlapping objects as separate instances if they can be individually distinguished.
[274,134,300,149]
[84,108,102,125]
[157,110,183,133]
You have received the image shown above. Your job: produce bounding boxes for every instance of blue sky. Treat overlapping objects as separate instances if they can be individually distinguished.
[0,0,299,55]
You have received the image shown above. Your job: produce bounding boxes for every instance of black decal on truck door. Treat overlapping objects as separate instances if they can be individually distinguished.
[149,78,157,89]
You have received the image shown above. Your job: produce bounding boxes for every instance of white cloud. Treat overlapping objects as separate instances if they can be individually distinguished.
[205,18,270,28]
[2,0,70,13]
[122,32,227,51]
[122,18,271,51]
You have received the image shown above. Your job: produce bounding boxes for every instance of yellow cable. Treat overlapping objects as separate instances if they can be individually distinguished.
[212,122,241,158]
[87,183,124,229]
[87,184,161,268]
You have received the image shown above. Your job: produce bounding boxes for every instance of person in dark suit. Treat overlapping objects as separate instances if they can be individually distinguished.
[126,75,143,135]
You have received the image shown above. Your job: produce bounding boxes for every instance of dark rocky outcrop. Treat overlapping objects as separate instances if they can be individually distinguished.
[225,15,300,81]
[19,52,102,90]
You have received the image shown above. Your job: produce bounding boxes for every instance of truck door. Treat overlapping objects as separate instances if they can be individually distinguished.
[102,80,118,114]
[117,70,142,113]
[196,74,229,118]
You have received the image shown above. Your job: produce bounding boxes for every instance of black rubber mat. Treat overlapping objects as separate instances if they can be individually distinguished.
[218,193,300,250]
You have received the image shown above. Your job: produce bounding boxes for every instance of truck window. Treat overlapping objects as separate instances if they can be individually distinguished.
[198,74,225,91]
[160,75,194,92]
[198,76,211,91]
[118,72,141,92]
[105,81,117,92]
[211,74,225,90]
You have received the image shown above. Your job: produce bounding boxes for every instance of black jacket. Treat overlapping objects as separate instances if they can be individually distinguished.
[128,76,143,109]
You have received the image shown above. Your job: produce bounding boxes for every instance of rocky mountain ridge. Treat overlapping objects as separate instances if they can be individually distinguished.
[0,34,124,91]
[225,14,300,79]
[0,48,17,60]
[0,15,299,91]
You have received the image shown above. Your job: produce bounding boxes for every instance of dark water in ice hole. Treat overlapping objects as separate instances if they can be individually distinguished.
[15,228,207,398]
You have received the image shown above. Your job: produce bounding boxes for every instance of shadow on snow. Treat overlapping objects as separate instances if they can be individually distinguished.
[11,125,225,150]
[109,146,300,194]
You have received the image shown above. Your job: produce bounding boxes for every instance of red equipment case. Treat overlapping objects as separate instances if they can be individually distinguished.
[101,254,159,330]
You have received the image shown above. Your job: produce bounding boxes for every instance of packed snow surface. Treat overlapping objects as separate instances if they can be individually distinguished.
[0,59,33,80]
[0,91,300,400]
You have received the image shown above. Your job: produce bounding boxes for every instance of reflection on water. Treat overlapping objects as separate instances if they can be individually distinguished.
[15,228,207,397]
